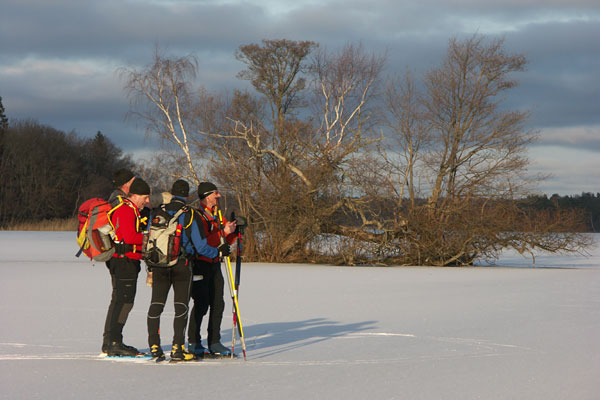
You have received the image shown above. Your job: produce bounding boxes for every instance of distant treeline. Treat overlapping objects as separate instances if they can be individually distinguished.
[519,193,600,232]
[0,119,134,227]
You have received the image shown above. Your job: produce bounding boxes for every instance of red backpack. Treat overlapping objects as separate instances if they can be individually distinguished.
[76,198,119,262]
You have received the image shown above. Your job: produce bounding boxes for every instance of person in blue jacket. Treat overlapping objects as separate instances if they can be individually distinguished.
[146,179,230,361]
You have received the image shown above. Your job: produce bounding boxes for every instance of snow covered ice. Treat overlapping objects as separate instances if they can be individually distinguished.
[1,231,599,400]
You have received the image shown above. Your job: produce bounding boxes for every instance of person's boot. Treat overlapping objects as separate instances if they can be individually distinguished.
[188,342,208,357]
[101,332,109,354]
[170,344,195,361]
[209,342,232,356]
[106,341,139,357]
[150,344,165,361]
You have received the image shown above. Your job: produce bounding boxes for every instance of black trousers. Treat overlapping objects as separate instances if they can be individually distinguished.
[147,258,192,347]
[188,260,225,346]
[103,257,141,345]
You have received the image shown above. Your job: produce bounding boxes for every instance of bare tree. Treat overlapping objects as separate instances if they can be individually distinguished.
[231,40,317,191]
[236,39,316,139]
[118,41,387,262]
[311,43,385,176]
[206,41,386,262]
[423,36,535,209]
[382,70,429,208]
[373,35,592,266]
[120,48,202,184]
[210,39,319,260]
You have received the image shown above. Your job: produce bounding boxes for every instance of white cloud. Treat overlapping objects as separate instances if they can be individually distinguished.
[528,145,600,195]
[0,57,122,101]
[1,57,108,77]
[537,125,600,151]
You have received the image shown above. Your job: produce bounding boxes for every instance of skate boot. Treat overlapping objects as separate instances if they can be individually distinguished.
[150,344,165,361]
[170,344,195,362]
[188,342,209,358]
[209,342,232,357]
[106,341,139,357]
[101,334,109,354]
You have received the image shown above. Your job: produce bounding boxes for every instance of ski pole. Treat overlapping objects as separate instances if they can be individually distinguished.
[231,211,243,292]
[235,228,243,291]
[217,208,247,360]
[230,211,245,354]
[216,208,236,356]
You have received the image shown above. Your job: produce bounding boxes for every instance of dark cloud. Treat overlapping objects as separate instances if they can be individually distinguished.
[502,20,600,145]
[1,0,268,60]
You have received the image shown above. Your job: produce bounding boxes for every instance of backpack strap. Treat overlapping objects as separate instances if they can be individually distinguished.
[173,205,188,221]
[197,206,218,235]
[109,194,124,208]
[182,206,193,229]
[175,206,199,257]
[75,218,89,257]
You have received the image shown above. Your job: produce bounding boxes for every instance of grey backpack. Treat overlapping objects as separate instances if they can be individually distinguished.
[142,206,188,267]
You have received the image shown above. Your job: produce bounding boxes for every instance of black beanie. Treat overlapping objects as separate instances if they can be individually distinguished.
[129,178,150,195]
[197,182,218,199]
[113,168,135,187]
[171,179,190,197]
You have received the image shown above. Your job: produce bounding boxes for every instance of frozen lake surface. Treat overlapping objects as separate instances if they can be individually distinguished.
[477,233,599,269]
[1,232,599,399]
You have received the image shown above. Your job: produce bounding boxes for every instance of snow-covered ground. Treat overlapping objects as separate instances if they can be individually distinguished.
[1,231,599,400]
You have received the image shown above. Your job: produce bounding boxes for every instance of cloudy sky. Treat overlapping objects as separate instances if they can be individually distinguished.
[1,0,599,195]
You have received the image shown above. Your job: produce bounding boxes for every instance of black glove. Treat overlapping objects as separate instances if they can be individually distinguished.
[218,243,231,257]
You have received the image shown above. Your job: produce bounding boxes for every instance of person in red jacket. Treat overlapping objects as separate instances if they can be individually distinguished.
[103,178,150,357]
[102,168,135,353]
[188,182,237,357]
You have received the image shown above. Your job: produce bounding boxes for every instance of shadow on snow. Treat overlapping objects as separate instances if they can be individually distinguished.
[243,318,377,359]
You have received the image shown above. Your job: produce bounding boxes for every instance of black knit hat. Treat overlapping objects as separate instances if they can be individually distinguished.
[197,182,218,199]
[113,168,135,187]
[129,178,150,195]
[171,179,190,197]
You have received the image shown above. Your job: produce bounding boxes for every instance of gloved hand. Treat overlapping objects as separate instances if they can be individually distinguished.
[234,215,248,233]
[218,243,231,257]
